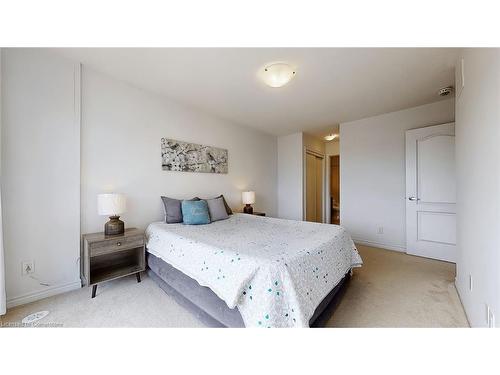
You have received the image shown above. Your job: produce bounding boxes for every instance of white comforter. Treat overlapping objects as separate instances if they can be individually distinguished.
[145,214,362,328]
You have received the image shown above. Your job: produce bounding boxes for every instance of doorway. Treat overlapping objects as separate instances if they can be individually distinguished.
[330,155,340,224]
[405,123,456,262]
[305,150,324,223]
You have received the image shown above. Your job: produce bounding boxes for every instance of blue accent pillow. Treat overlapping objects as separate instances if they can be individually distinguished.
[181,200,211,225]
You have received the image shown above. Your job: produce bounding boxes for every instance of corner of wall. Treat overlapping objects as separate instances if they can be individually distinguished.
[454,48,500,328]
[277,132,304,220]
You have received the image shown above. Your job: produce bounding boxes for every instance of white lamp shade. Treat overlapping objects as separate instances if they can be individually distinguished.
[242,191,255,205]
[98,193,126,216]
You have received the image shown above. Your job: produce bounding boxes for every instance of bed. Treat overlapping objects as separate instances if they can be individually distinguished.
[145,213,362,328]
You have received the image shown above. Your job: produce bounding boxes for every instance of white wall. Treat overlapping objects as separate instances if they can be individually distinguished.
[81,67,278,234]
[278,133,334,222]
[454,49,500,327]
[277,132,303,220]
[0,50,278,308]
[0,48,6,315]
[340,99,455,251]
[1,49,81,307]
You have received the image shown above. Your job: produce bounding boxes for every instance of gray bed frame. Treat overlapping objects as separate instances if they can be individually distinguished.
[146,252,350,328]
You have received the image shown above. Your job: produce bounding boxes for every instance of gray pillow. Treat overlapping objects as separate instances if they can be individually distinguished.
[161,196,183,223]
[206,197,229,222]
[194,194,232,215]
[218,194,233,215]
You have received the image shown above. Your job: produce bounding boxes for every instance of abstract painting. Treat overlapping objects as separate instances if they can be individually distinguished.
[161,138,228,173]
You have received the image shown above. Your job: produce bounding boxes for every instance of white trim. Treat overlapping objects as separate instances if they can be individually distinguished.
[454,277,472,327]
[352,238,406,252]
[75,62,82,275]
[304,148,324,158]
[6,281,81,309]
[0,48,5,316]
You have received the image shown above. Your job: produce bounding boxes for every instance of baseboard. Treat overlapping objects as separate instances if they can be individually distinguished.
[454,278,472,328]
[352,238,406,253]
[6,281,81,309]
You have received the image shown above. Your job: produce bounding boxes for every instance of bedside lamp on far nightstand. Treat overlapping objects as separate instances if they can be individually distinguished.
[98,193,126,236]
[242,191,255,214]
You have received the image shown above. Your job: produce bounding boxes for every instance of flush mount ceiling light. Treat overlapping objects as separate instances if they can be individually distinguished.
[324,134,339,141]
[259,62,296,88]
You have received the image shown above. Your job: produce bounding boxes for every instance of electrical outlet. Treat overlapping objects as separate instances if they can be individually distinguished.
[377,226,384,235]
[469,274,473,291]
[22,261,35,276]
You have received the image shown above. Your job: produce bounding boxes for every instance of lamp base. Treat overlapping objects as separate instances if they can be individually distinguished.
[104,216,124,236]
[243,204,254,214]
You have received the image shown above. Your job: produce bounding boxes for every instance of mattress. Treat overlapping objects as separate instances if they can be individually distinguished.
[146,213,362,328]
[146,252,350,327]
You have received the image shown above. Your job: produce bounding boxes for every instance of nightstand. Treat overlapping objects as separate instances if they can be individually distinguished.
[81,228,145,298]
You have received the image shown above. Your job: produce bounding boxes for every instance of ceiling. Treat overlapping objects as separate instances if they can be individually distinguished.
[56,48,459,137]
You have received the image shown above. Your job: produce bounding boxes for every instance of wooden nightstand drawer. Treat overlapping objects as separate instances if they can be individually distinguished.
[90,234,144,257]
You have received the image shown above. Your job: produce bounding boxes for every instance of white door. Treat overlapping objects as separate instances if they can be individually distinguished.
[405,123,456,262]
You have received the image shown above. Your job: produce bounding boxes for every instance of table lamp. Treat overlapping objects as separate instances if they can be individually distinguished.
[98,193,126,235]
[242,191,255,214]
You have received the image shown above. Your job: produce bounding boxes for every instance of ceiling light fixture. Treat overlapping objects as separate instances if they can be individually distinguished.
[324,134,338,141]
[259,62,296,88]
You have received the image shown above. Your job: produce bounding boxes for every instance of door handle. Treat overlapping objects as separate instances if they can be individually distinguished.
[408,197,420,201]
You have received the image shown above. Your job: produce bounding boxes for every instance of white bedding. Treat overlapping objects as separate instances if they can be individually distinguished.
[145,213,362,327]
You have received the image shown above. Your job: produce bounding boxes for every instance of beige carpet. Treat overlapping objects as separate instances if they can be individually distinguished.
[0,245,469,328]
[0,275,205,328]
[327,245,468,327]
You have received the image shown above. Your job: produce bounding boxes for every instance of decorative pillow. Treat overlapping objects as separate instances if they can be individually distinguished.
[194,194,233,215]
[206,197,229,222]
[181,200,211,225]
[218,194,233,215]
[161,196,183,224]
